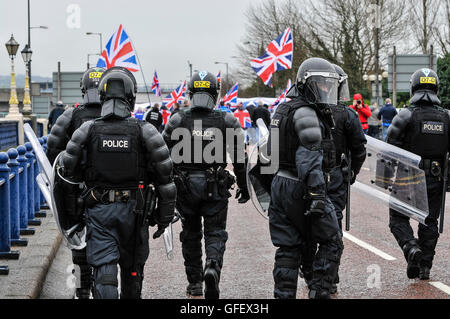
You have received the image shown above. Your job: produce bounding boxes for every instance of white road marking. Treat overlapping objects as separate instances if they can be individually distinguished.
[343,232,397,261]
[429,281,450,295]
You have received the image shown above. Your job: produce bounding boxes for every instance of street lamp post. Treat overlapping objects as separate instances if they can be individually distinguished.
[5,35,20,118]
[87,53,100,69]
[21,45,33,115]
[28,0,49,101]
[215,61,229,92]
[86,32,103,55]
[3,34,25,144]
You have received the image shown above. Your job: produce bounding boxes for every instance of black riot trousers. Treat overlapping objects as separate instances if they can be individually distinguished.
[268,175,343,299]
[300,167,347,287]
[389,175,443,268]
[85,201,149,299]
[176,174,229,285]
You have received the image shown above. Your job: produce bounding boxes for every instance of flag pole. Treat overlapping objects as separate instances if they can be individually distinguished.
[128,36,152,106]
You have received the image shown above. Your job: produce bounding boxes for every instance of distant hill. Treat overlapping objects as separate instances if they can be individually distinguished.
[0,74,52,88]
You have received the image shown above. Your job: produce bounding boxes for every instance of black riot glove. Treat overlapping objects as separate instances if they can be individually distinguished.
[153,225,166,239]
[306,193,327,217]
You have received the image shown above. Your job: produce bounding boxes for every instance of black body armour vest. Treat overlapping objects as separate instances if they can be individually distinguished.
[69,103,102,137]
[85,117,146,189]
[404,104,449,161]
[330,103,348,165]
[177,109,227,171]
[270,98,336,172]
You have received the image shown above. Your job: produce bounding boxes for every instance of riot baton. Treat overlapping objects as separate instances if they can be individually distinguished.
[341,152,352,231]
[439,152,449,234]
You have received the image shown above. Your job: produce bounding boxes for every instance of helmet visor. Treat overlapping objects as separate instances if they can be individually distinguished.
[338,78,350,103]
[192,92,217,110]
[304,74,339,105]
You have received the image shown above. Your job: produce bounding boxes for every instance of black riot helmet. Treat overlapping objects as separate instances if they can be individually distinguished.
[333,64,350,103]
[98,66,137,119]
[187,71,219,110]
[410,68,440,106]
[80,67,105,105]
[293,58,339,107]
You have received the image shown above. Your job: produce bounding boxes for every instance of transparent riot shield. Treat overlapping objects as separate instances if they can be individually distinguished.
[247,119,273,220]
[163,223,174,260]
[353,135,429,225]
[24,124,86,249]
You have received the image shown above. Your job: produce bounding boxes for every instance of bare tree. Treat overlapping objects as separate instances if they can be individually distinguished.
[302,0,409,92]
[236,0,410,95]
[409,0,442,54]
[432,0,450,55]
[235,0,308,93]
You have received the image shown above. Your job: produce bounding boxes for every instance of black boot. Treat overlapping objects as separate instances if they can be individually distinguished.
[75,288,91,299]
[238,190,250,204]
[204,260,220,299]
[403,242,422,279]
[309,289,331,299]
[186,282,203,297]
[419,266,431,280]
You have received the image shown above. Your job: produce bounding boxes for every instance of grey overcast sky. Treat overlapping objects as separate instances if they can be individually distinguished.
[0,0,265,85]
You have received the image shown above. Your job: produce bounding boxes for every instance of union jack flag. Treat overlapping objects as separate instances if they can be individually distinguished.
[162,81,186,111]
[234,109,252,129]
[152,71,161,97]
[222,83,239,106]
[216,71,221,85]
[250,28,293,87]
[97,24,140,72]
[272,79,292,111]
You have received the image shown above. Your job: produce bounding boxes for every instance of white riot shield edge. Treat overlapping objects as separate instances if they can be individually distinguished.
[24,124,86,250]
[163,224,174,260]
[246,119,271,220]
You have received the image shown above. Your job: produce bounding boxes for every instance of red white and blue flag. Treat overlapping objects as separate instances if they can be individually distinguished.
[216,71,221,85]
[97,24,140,72]
[272,79,292,111]
[152,71,161,97]
[222,82,239,106]
[162,81,186,111]
[234,109,252,129]
[250,28,293,87]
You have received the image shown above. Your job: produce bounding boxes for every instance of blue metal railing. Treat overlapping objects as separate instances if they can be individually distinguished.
[0,121,18,151]
[0,137,48,275]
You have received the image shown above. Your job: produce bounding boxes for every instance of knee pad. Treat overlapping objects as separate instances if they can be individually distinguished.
[120,266,144,299]
[93,264,118,299]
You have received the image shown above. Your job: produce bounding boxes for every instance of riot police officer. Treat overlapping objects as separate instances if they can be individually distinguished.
[46,66,106,299]
[268,58,343,299]
[162,71,248,299]
[299,65,367,294]
[61,66,176,299]
[387,68,449,280]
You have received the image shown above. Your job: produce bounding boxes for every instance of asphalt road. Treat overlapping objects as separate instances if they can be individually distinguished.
[141,188,450,299]
[41,188,450,299]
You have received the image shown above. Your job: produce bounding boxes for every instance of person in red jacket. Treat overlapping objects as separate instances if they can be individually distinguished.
[349,93,371,134]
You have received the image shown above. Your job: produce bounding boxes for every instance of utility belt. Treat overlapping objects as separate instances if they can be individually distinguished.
[420,159,444,178]
[86,188,138,205]
[174,166,236,199]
